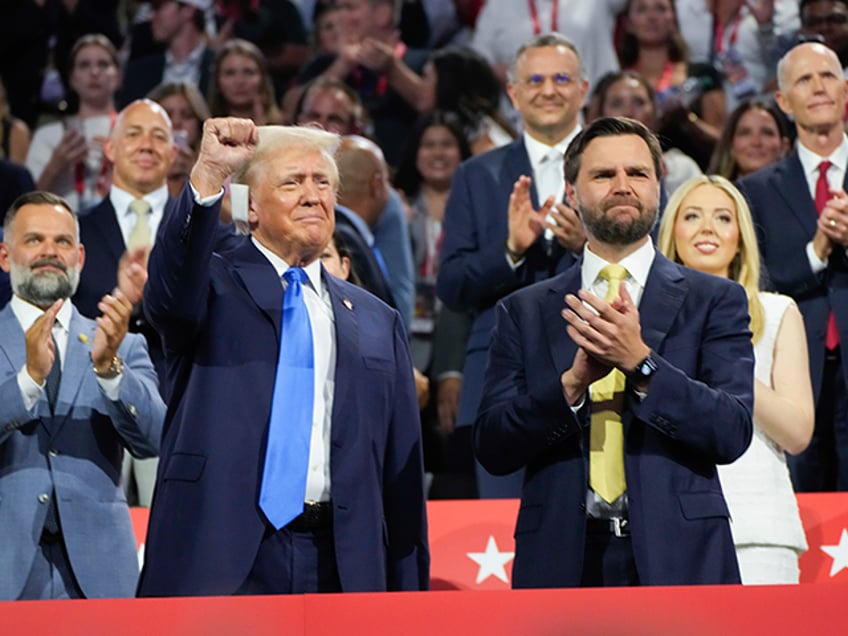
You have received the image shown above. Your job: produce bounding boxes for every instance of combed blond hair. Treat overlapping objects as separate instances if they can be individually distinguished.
[656,175,764,342]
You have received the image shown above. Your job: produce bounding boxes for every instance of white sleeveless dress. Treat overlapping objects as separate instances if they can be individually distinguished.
[718,292,808,584]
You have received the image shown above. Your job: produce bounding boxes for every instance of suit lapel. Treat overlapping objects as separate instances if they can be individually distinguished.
[770,152,817,235]
[86,200,126,265]
[543,266,582,373]
[324,271,360,447]
[501,138,539,209]
[231,241,285,334]
[639,254,687,352]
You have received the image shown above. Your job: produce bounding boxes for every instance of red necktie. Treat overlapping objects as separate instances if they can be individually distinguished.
[815,160,840,350]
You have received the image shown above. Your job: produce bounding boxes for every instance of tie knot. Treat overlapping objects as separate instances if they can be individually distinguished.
[819,160,832,178]
[543,148,562,164]
[599,264,628,301]
[284,267,308,286]
[129,198,151,217]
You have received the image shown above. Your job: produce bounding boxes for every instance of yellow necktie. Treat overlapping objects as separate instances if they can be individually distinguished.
[589,263,628,503]
[127,198,152,252]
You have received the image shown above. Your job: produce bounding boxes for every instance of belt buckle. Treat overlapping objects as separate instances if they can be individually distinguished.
[611,517,628,537]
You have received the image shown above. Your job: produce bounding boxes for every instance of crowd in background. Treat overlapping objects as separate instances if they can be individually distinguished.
[2,0,848,593]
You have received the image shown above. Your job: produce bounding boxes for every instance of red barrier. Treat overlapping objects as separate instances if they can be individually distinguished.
[130,494,848,588]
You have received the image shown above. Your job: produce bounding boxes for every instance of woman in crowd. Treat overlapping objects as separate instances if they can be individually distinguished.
[657,175,814,584]
[618,0,726,168]
[208,38,283,125]
[147,81,211,199]
[0,79,31,164]
[709,99,792,181]
[593,70,701,197]
[26,34,121,211]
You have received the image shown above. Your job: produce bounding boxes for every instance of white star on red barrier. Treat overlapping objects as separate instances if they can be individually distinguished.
[466,535,515,585]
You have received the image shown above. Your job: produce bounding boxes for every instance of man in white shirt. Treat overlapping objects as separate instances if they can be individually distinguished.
[0,191,164,599]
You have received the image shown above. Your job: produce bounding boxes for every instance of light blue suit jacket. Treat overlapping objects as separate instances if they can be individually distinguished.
[0,303,165,600]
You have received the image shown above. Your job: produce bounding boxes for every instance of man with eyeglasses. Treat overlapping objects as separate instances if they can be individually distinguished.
[800,0,848,73]
[437,33,588,498]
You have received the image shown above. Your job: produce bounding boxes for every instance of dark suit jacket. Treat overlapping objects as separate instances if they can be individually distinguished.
[737,150,848,401]
[74,195,240,397]
[334,205,396,309]
[474,253,754,588]
[117,46,215,108]
[137,186,429,596]
[437,138,578,430]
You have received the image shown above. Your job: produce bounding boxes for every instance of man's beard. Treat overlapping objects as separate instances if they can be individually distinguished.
[9,258,80,308]
[579,195,658,245]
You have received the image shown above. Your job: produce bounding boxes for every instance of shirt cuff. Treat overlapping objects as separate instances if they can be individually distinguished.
[96,374,123,401]
[189,182,225,207]
[17,366,43,412]
[807,240,828,273]
[569,393,586,413]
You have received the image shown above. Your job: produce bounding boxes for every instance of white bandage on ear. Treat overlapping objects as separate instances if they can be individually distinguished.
[230,183,250,235]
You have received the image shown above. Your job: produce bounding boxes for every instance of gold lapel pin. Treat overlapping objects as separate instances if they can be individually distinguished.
[342,298,353,311]
[78,333,89,344]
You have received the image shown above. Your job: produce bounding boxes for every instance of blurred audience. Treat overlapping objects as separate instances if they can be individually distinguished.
[0,79,32,165]
[208,38,283,124]
[26,34,122,212]
[709,98,792,180]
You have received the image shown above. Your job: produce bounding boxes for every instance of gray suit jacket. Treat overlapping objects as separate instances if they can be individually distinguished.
[0,303,165,600]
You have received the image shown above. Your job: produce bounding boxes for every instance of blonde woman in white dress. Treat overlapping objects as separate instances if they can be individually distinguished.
[657,174,814,584]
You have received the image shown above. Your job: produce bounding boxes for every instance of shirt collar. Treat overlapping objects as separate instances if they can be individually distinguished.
[10,294,73,334]
[250,237,325,292]
[797,134,848,179]
[523,126,582,169]
[581,239,655,292]
[110,184,170,217]
[164,42,207,69]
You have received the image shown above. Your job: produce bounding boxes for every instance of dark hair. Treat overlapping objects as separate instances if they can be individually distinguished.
[592,70,657,116]
[147,81,212,145]
[708,99,792,180]
[618,0,689,68]
[563,117,663,185]
[330,230,362,287]
[4,191,75,236]
[393,111,471,198]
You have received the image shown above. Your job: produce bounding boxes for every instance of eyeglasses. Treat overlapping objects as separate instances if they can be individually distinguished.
[802,13,848,29]
[519,73,574,88]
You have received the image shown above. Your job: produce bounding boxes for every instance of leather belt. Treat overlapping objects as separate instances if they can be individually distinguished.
[586,517,630,538]
[286,501,333,532]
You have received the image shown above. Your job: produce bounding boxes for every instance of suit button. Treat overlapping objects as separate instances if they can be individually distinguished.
[38,493,50,504]
[49,449,58,457]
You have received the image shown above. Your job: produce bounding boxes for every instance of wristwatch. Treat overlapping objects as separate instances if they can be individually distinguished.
[93,355,124,379]
[629,352,658,384]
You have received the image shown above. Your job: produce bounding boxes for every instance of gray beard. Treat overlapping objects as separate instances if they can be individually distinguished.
[9,260,80,308]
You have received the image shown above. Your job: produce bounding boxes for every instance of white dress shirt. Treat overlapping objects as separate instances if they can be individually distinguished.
[580,239,655,518]
[110,184,169,249]
[252,239,336,504]
[797,135,848,274]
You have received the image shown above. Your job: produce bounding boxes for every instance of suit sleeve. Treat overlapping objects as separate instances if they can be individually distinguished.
[473,298,584,476]
[103,332,166,458]
[631,281,754,464]
[144,184,222,350]
[383,310,430,591]
[436,162,526,312]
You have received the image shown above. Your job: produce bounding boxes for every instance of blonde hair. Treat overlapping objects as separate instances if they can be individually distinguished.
[233,125,341,190]
[656,175,764,342]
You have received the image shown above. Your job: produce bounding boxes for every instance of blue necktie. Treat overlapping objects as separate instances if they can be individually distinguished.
[259,267,315,530]
[372,244,390,278]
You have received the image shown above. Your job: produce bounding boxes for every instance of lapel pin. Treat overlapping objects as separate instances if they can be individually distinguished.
[343,298,353,311]
[78,333,89,344]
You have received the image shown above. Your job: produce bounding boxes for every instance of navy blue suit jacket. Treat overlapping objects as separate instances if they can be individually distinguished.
[474,253,754,588]
[437,138,578,430]
[74,195,240,396]
[137,187,429,596]
[737,150,848,401]
[117,47,215,108]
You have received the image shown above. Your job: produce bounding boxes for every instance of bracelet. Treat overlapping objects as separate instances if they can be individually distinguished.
[93,355,124,379]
